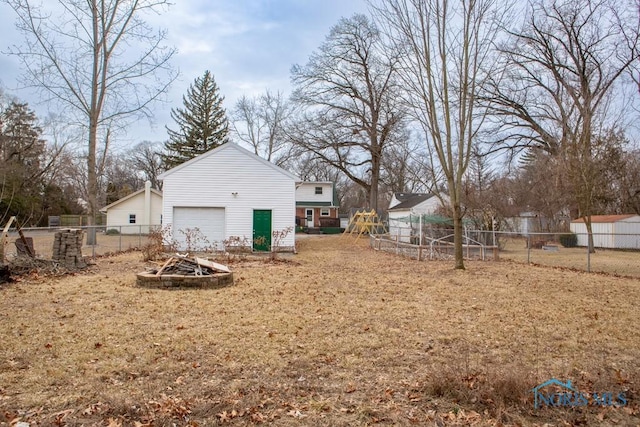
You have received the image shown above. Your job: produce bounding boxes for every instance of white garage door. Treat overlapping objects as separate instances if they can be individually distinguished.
[173,207,225,250]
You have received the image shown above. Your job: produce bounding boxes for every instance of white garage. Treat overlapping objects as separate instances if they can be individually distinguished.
[158,143,297,252]
[173,207,225,250]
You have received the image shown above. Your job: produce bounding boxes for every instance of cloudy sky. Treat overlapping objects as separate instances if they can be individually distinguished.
[0,0,369,147]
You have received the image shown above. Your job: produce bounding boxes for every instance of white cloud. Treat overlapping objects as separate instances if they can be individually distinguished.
[0,0,370,145]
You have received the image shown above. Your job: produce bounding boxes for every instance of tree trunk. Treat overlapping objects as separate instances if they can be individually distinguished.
[86,1,99,247]
[86,117,98,245]
[585,216,595,254]
[369,165,379,213]
[453,201,465,270]
[369,136,382,213]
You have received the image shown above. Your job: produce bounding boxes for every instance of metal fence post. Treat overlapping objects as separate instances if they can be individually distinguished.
[91,226,96,259]
[119,226,122,252]
[527,234,531,264]
[587,243,591,273]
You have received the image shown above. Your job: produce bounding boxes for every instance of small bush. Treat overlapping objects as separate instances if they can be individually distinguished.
[223,236,251,253]
[320,227,343,235]
[141,225,177,261]
[105,228,120,235]
[178,227,211,252]
[559,233,578,248]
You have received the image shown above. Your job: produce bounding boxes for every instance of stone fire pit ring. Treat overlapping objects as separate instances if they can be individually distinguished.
[136,271,233,289]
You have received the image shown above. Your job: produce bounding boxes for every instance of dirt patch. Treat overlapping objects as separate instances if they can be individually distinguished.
[0,236,638,426]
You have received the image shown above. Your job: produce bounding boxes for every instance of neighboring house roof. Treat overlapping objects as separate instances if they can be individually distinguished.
[99,187,162,213]
[389,193,435,211]
[158,142,299,181]
[296,181,334,185]
[571,214,639,223]
[296,201,335,207]
[393,192,428,202]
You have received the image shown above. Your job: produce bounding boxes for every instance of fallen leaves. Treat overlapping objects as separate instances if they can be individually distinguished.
[216,409,238,422]
[148,394,191,419]
[51,408,74,425]
[2,237,640,426]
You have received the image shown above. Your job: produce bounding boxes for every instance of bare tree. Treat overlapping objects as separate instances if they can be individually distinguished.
[380,135,434,197]
[373,0,508,269]
[620,149,640,214]
[289,14,404,212]
[586,129,638,215]
[483,0,640,252]
[285,149,366,210]
[507,153,573,231]
[102,150,144,204]
[130,141,164,190]
[3,0,177,241]
[232,90,291,165]
[463,148,498,232]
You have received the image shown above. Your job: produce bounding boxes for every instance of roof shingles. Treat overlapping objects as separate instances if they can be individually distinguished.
[571,214,638,223]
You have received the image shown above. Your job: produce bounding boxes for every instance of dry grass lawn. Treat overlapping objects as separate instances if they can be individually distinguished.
[499,238,640,277]
[1,235,639,426]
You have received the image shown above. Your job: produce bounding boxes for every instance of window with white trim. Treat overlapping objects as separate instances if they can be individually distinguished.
[320,208,330,216]
[129,214,136,224]
[315,186,323,195]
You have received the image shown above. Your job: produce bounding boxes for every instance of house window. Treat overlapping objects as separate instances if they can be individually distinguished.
[321,208,330,216]
[315,186,323,195]
[129,214,136,224]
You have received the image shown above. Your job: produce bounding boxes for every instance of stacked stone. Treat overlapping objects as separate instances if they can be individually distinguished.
[52,229,86,269]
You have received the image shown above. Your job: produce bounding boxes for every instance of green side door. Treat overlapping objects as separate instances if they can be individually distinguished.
[253,209,272,251]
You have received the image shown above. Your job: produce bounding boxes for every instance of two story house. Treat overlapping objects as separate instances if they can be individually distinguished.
[295,182,339,229]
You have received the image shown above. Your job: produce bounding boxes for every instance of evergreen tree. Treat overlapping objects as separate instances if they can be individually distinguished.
[0,101,46,224]
[161,71,229,169]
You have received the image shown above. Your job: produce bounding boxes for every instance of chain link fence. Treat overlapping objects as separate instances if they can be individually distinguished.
[375,217,640,278]
[2,225,153,260]
[494,231,640,277]
[4,222,639,278]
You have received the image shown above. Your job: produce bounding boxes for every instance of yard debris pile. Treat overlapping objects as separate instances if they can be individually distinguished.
[138,255,233,289]
[152,255,231,276]
[7,257,66,277]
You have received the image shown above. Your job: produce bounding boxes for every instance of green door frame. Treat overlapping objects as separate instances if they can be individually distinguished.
[253,209,272,251]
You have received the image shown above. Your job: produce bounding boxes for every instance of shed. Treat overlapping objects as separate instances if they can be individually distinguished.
[99,181,162,234]
[570,214,640,249]
[387,193,449,242]
[158,143,297,251]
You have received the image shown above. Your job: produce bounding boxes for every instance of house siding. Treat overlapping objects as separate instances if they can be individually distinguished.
[295,207,338,227]
[152,195,163,226]
[295,182,338,227]
[105,192,162,234]
[296,182,334,204]
[161,144,296,249]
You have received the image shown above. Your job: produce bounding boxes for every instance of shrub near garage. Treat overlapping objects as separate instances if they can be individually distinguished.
[559,233,578,248]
